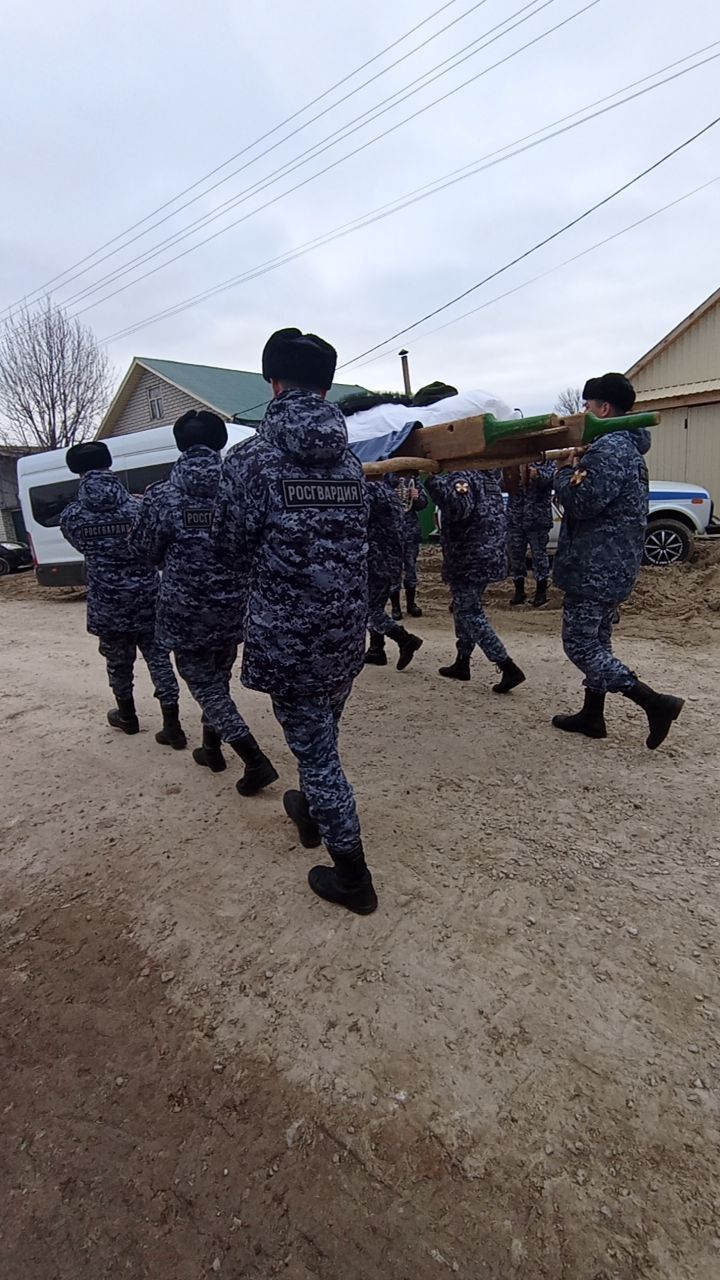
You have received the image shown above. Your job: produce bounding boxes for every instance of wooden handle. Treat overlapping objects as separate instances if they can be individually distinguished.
[362,456,440,476]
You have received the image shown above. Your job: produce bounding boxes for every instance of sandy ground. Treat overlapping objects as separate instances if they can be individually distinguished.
[1,553,720,1280]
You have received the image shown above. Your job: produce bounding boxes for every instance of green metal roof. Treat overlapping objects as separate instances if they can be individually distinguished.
[139,356,366,424]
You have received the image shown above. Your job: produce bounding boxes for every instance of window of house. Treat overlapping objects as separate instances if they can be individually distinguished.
[148,384,164,420]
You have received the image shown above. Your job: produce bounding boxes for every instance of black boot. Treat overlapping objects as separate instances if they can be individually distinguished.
[492,658,526,694]
[552,689,608,739]
[390,589,403,621]
[308,844,378,915]
[192,725,227,772]
[364,630,388,666]
[231,734,279,796]
[406,586,423,618]
[624,681,685,750]
[388,623,423,671]
[283,790,322,849]
[532,579,548,609]
[439,652,471,681]
[510,578,526,606]
[107,696,139,735]
[155,703,187,750]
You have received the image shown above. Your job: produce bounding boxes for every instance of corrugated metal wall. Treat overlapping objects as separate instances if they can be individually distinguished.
[647,403,720,499]
[634,302,720,394]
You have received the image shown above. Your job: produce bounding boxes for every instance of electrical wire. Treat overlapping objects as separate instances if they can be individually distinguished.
[2,0,472,312]
[349,174,720,370]
[68,0,602,317]
[338,113,720,368]
[63,0,557,311]
[99,45,720,344]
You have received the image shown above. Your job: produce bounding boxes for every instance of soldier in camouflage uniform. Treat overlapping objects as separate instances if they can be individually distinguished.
[505,459,556,608]
[364,477,423,670]
[428,468,525,692]
[60,441,185,747]
[386,471,429,620]
[213,328,377,915]
[553,373,684,748]
[130,411,278,796]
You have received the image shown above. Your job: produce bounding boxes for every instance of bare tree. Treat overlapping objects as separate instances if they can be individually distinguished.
[0,299,112,449]
[555,386,584,415]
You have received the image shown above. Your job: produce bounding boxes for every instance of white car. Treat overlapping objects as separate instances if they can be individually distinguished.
[546,480,714,566]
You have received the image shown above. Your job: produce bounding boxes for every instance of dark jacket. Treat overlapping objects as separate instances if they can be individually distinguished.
[505,461,555,533]
[427,469,507,589]
[129,446,246,651]
[384,473,429,547]
[213,389,369,699]
[553,429,651,605]
[59,470,159,636]
[366,481,403,589]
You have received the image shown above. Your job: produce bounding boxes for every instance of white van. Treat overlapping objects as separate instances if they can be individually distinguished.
[17,422,255,586]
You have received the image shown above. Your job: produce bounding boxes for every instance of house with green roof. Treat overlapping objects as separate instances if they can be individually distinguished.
[96,356,367,439]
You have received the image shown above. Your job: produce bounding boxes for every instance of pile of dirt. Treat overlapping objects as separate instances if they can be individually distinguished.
[418,541,720,620]
[624,541,720,618]
[0,572,85,604]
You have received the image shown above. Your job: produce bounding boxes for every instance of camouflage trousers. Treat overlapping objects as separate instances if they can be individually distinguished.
[508,523,551,583]
[392,538,421,592]
[98,632,179,705]
[175,642,250,743]
[452,585,508,666]
[562,596,637,694]
[272,682,361,856]
[368,576,400,637]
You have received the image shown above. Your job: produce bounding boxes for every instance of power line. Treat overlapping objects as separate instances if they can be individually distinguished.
[100,44,720,345]
[71,0,600,318]
[64,0,555,311]
[2,0,471,313]
[338,113,720,369]
[223,172,720,418]
[350,174,720,369]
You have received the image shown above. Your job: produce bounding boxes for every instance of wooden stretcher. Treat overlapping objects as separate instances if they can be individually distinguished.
[360,409,659,476]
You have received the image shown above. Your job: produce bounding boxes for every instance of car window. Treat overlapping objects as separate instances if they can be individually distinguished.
[123,462,174,495]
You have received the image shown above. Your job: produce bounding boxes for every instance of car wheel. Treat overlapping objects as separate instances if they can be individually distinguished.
[643,519,693,567]
[0,556,11,577]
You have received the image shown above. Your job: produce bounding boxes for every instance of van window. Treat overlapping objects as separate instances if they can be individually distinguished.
[124,462,174,495]
[28,461,174,527]
[29,478,80,527]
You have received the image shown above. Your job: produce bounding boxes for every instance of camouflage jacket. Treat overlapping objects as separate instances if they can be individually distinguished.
[427,469,507,588]
[505,461,555,532]
[384,472,429,547]
[60,470,159,636]
[553,429,651,604]
[213,389,369,699]
[129,446,246,651]
[366,481,404,588]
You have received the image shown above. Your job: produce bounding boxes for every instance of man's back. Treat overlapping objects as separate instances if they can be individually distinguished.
[215,388,369,698]
[60,469,158,635]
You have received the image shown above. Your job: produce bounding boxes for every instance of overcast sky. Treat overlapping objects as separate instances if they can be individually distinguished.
[2,0,719,413]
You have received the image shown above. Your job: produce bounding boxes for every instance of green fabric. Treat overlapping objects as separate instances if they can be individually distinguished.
[139,357,366,424]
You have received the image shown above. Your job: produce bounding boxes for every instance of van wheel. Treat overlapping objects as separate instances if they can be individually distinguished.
[643,519,693,567]
[0,557,11,577]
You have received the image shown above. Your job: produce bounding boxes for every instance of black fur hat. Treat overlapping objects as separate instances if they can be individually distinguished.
[173,409,228,452]
[411,381,458,407]
[582,373,636,415]
[262,327,337,391]
[66,441,112,474]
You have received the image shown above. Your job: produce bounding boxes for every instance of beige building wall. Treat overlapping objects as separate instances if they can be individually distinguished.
[102,369,200,438]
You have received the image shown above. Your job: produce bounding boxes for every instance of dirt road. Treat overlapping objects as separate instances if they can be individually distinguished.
[1,562,719,1279]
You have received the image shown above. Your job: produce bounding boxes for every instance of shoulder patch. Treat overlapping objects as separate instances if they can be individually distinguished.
[82,519,134,539]
[183,507,214,530]
[281,479,364,510]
